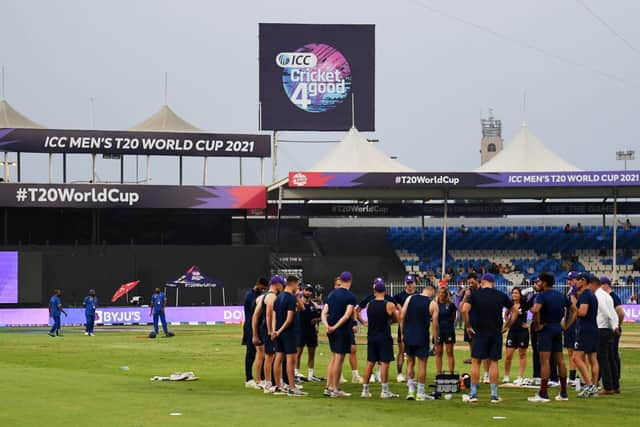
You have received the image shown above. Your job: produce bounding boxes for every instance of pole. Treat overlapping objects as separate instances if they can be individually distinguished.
[351,93,355,128]
[3,152,7,182]
[209,288,212,306]
[203,157,208,185]
[222,287,226,306]
[120,156,124,184]
[239,157,243,185]
[146,155,150,184]
[612,194,618,283]
[16,152,20,182]
[136,155,139,183]
[179,156,183,185]
[48,153,52,183]
[63,154,67,183]
[260,158,264,185]
[441,193,448,280]
[272,130,278,182]
[91,154,96,183]
[176,288,179,307]
[421,202,425,242]
[1,66,4,99]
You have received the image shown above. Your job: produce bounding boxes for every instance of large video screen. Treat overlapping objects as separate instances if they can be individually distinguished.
[0,252,18,303]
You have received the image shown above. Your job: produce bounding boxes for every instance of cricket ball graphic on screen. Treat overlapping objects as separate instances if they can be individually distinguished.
[277,43,352,113]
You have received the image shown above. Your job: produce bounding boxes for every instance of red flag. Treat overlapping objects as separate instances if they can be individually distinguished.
[111,280,140,303]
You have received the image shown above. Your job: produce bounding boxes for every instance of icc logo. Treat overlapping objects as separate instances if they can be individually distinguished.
[292,173,308,187]
[275,52,317,68]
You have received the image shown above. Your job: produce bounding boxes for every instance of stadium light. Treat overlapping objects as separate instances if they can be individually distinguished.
[616,150,635,171]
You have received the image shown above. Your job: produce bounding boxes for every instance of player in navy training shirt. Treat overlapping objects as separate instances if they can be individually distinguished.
[360,278,399,399]
[254,275,284,393]
[573,273,599,397]
[503,287,531,384]
[402,287,438,401]
[393,275,416,382]
[564,271,580,385]
[435,286,456,374]
[241,277,268,388]
[462,274,516,403]
[296,284,322,382]
[273,275,306,396]
[321,271,357,397]
[528,272,576,402]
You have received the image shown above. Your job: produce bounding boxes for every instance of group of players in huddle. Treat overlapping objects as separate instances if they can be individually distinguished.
[241,269,623,403]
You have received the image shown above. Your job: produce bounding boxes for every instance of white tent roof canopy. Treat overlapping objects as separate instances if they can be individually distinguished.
[475,123,580,172]
[309,127,414,172]
[0,99,44,128]
[130,104,200,132]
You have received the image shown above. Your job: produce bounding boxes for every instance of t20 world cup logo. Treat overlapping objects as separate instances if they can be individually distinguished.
[277,43,352,113]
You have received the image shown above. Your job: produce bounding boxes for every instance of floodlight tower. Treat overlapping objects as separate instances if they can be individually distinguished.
[480,109,503,165]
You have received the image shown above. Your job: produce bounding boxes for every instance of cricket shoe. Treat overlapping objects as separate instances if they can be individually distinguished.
[396,373,406,383]
[307,375,323,382]
[331,389,352,398]
[490,396,503,404]
[380,391,399,399]
[555,393,569,401]
[528,393,550,403]
[361,390,372,398]
[352,372,363,383]
[287,388,308,397]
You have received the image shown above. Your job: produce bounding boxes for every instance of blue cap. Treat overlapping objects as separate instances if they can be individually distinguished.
[600,276,611,285]
[567,271,580,280]
[270,275,285,286]
[373,277,385,292]
[405,275,415,283]
[481,273,495,283]
[303,283,314,291]
[577,272,590,281]
[339,271,353,282]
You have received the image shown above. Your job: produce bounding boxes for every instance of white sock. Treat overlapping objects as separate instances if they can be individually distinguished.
[353,370,359,376]
[308,368,314,377]
[418,383,425,394]
[382,383,389,393]
[294,369,300,376]
[362,383,369,392]
[408,379,415,393]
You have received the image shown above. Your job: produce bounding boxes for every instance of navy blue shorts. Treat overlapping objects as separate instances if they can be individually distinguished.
[259,328,276,355]
[276,332,297,355]
[328,330,351,354]
[437,329,456,345]
[506,329,530,349]
[537,325,563,353]
[397,325,403,344]
[404,343,429,358]
[367,336,395,363]
[563,328,576,349]
[574,329,598,353]
[298,331,318,348]
[471,333,502,360]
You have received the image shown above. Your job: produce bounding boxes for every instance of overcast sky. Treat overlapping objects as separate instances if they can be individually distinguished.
[2,0,639,185]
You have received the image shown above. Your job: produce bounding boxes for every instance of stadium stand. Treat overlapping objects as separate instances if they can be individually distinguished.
[389,225,640,300]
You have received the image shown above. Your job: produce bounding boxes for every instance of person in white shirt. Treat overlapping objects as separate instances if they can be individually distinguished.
[590,276,620,394]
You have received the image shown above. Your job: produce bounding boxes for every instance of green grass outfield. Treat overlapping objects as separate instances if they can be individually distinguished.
[0,324,638,427]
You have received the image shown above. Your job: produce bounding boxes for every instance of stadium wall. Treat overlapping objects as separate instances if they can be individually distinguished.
[6,245,270,307]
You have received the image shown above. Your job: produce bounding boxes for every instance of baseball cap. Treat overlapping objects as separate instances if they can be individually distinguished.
[405,275,415,283]
[339,271,353,282]
[481,273,495,283]
[303,283,314,292]
[600,276,611,286]
[373,277,385,292]
[269,275,285,286]
[576,272,588,281]
[567,271,580,280]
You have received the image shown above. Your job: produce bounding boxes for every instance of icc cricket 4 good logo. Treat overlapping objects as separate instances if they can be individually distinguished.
[276,43,352,113]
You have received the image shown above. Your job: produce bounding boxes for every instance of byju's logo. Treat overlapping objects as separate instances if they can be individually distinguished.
[292,172,308,187]
[276,52,317,68]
